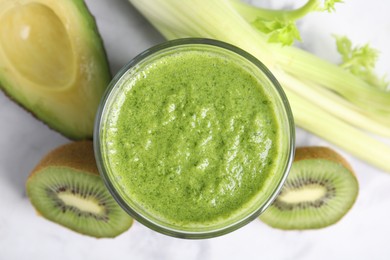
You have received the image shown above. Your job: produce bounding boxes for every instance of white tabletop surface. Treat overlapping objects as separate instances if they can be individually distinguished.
[1,0,390,259]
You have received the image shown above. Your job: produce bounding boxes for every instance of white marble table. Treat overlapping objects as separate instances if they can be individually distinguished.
[1,0,389,259]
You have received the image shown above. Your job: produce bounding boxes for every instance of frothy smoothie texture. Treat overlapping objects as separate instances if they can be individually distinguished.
[95,40,294,238]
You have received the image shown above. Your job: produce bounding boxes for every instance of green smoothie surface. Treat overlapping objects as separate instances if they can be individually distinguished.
[102,47,282,228]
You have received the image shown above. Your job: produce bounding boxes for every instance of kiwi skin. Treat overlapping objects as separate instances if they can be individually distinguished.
[260,146,359,230]
[294,146,354,173]
[29,141,98,177]
[26,141,133,238]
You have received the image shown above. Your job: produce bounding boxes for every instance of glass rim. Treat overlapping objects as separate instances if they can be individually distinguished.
[94,38,295,239]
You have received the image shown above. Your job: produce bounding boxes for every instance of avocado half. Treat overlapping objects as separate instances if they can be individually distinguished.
[0,0,111,139]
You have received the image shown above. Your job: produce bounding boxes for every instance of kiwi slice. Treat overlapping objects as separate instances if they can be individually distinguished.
[26,141,133,238]
[260,146,359,230]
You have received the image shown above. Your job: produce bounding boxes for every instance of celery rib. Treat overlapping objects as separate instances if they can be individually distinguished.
[274,46,390,113]
[285,90,390,172]
[231,0,320,22]
[275,70,390,137]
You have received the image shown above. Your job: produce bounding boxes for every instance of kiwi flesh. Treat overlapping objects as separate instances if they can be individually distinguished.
[260,146,359,230]
[26,141,133,238]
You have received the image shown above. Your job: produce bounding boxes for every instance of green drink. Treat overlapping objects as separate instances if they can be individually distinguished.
[94,39,294,238]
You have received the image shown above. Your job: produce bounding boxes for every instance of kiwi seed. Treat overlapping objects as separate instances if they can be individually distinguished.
[26,141,133,238]
[260,146,359,230]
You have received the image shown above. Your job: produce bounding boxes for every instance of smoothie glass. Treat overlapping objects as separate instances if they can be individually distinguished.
[94,39,295,238]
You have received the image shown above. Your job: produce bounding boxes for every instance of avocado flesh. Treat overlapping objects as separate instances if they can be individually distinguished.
[0,0,111,139]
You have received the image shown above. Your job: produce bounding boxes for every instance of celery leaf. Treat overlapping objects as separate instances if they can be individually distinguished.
[322,0,343,12]
[335,36,389,90]
[252,19,301,46]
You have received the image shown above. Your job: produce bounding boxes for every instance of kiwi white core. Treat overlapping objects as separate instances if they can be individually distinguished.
[278,184,327,204]
[57,192,104,215]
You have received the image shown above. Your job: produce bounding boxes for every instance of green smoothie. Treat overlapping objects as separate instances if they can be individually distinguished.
[98,42,292,233]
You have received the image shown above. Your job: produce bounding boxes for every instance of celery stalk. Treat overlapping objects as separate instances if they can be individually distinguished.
[128,0,390,172]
